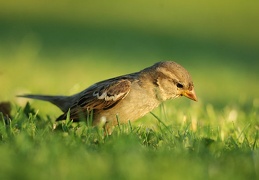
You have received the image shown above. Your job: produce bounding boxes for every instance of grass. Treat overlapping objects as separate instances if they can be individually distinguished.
[0,98,258,179]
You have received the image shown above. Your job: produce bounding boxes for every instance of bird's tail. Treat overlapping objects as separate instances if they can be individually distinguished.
[17,94,72,112]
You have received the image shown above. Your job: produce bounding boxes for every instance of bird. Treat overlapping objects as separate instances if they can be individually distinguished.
[18,61,197,132]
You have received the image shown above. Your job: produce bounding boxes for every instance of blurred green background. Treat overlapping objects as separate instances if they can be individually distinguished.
[1,0,259,111]
[1,1,259,180]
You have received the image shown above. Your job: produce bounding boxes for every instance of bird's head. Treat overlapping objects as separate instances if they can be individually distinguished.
[152,61,197,102]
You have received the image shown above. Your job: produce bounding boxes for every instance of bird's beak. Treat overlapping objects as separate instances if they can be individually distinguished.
[182,88,198,101]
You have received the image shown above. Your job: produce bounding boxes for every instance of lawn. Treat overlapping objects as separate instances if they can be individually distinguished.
[0,1,259,179]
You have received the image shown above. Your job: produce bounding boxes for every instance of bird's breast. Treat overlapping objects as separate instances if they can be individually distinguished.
[93,82,160,126]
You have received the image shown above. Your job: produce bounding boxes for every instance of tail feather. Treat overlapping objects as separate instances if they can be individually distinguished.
[17,94,72,112]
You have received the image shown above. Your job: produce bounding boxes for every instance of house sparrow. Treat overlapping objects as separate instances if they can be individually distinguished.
[18,61,197,129]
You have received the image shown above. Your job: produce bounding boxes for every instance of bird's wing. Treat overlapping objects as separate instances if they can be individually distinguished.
[56,79,132,121]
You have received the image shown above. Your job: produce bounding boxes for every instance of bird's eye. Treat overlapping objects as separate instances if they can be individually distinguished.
[176,83,184,89]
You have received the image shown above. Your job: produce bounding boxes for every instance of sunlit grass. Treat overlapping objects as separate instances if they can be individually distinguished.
[0,99,258,179]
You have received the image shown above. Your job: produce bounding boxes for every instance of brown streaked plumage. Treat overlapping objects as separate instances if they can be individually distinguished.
[18,61,197,130]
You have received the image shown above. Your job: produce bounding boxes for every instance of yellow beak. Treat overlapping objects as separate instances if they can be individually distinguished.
[182,88,198,101]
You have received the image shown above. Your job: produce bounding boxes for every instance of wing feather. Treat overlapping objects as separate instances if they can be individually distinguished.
[56,79,132,121]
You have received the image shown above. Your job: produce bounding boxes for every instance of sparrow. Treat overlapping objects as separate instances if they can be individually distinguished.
[18,61,197,130]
